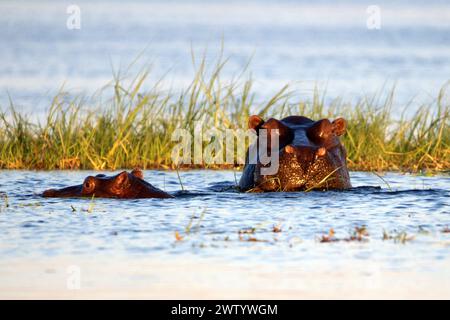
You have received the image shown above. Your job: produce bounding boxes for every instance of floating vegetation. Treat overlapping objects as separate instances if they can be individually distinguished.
[0,193,9,211]
[346,226,370,242]
[319,228,338,243]
[272,224,282,233]
[86,195,96,213]
[170,220,448,248]
[174,208,207,242]
[174,231,184,241]
[319,226,370,243]
[418,226,431,235]
[238,227,256,235]
[185,208,206,235]
[237,226,269,242]
[238,236,268,243]
[382,229,415,243]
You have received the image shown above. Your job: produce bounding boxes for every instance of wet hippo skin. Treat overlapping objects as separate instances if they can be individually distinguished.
[239,115,351,191]
[42,168,174,199]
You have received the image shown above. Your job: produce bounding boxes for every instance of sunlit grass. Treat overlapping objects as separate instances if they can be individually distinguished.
[0,53,448,172]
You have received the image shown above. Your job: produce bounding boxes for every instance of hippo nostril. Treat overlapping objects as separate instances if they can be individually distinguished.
[284,145,295,154]
[316,147,327,157]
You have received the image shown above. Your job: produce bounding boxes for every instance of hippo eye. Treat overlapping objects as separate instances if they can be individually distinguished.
[83,177,96,193]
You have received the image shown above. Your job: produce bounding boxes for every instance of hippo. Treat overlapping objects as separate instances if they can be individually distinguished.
[42,115,351,198]
[43,168,173,199]
[239,115,351,192]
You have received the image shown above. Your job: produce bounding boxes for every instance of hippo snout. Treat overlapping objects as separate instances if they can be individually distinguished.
[42,189,57,197]
[284,145,327,161]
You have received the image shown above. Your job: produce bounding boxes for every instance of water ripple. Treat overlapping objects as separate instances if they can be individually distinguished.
[0,170,448,271]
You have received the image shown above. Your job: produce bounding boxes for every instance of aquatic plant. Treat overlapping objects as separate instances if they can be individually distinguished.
[174,208,207,241]
[272,224,282,233]
[319,226,369,243]
[382,229,415,243]
[0,53,448,172]
[0,192,8,212]
[319,228,338,243]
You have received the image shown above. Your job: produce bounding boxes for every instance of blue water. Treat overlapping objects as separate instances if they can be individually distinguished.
[1,0,450,115]
[0,170,448,271]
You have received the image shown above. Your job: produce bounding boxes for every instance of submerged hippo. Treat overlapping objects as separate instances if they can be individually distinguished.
[42,115,351,199]
[239,115,351,191]
[43,168,173,199]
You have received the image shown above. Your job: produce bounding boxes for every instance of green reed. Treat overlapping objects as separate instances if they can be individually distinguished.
[0,53,448,172]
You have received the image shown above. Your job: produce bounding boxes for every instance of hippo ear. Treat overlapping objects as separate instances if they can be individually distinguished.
[332,118,347,136]
[115,171,129,186]
[131,168,144,179]
[248,115,265,130]
[307,119,332,141]
[261,118,293,139]
[260,118,294,149]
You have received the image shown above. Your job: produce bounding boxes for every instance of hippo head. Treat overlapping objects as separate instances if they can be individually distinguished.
[239,115,351,191]
[43,169,173,198]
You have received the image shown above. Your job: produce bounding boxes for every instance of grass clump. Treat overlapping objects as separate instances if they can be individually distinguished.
[382,229,415,244]
[0,53,448,172]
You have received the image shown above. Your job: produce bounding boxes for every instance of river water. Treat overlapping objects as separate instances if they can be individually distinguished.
[0,170,448,298]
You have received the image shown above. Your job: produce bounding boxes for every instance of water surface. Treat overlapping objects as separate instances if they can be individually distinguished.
[0,170,449,298]
[0,171,448,261]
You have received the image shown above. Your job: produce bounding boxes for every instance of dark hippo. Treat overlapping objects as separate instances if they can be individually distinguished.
[239,115,351,191]
[43,168,173,199]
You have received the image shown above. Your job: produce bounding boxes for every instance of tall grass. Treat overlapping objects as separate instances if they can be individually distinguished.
[0,54,449,172]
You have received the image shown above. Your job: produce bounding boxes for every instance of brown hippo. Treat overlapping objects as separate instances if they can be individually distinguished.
[43,168,173,199]
[42,115,351,198]
[239,115,351,192]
